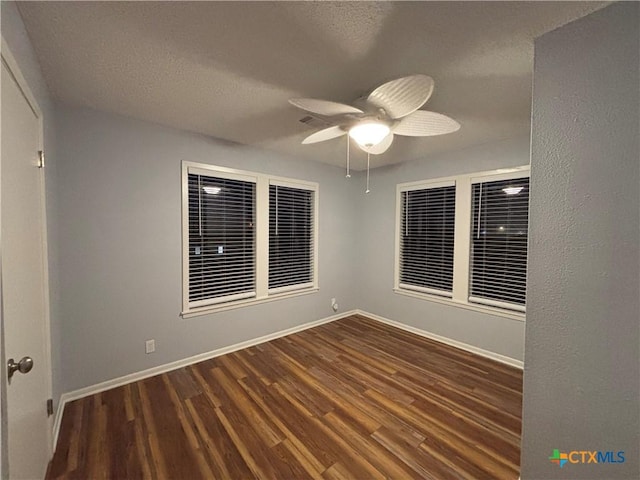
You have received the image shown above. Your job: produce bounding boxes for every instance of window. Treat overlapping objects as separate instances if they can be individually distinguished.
[395,167,529,316]
[399,182,456,297]
[269,182,315,293]
[188,172,256,306]
[182,162,318,315]
[470,177,529,310]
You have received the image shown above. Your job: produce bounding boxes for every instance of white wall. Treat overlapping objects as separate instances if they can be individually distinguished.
[353,137,530,361]
[54,106,358,393]
[521,3,639,479]
[1,2,60,476]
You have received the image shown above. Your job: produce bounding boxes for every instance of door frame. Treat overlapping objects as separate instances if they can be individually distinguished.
[0,35,54,470]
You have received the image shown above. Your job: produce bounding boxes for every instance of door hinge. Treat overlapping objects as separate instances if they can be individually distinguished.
[38,150,45,169]
[46,398,53,416]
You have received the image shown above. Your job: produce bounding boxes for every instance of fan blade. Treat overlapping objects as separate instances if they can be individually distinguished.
[367,75,434,119]
[360,133,394,155]
[289,98,363,116]
[302,126,346,144]
[393,111,460,137]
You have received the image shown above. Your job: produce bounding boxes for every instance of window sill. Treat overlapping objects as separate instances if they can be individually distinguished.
[393,288,525,322]
[181,287,319,318]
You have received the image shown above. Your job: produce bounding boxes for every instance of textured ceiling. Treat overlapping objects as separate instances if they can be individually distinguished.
[17,1,607,169]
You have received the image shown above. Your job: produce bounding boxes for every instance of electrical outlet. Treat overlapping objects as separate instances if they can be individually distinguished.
[331,298,339,312]
[145,339,155,354]
[331,298,336,305]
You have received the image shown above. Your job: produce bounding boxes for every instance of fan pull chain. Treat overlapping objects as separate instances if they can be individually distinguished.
[346,138,351,178]
[197,176,203,237]
[476,182,483,239]
[405,193,409,237]
[366,153,371,194]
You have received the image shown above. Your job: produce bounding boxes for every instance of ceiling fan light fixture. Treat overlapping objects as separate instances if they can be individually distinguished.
[348,122,390,148]
[502,186,524,195]
[289,74,459,160]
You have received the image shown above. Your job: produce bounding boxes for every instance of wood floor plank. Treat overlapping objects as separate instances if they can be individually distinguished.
[65,400,83,474]
[233,348,274,385]
[128,383,156,479]
[215,406,270,479]
[322,409,420,479]
[86,394,108,480]
[210,366,285,448]
[101,387,139,479]
[161,375,215,479]
[337,353,416,405]
[277,374,335,417]
[270,440,317,480]
[47,399,80,479]
[48,314,522,480]
[217,353,250,381]
[306,363,425,444]
[280,438,325,480]
[365,387,520,473]
[307,415,386,480]
[321,462,351,480]
[139,376,203,479]
[166,368,202,400]
[370,426,443,480]
[238,375,329,474]
[185,393,254,479]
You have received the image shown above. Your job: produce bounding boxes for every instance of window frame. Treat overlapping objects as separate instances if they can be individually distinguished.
[182,161,319,317]
[397,179,457,298]
[394,166,529,321]
[268,179,316,295]
[469,172,530,312]
[185,166,258,308]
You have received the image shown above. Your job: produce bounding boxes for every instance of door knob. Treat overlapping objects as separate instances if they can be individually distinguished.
[7,356,33,379]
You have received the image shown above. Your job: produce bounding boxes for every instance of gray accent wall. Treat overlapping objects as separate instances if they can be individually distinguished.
[54,106,358,393]
[54,108,532,394]
[353,137,530,361]
[521,3,639,479]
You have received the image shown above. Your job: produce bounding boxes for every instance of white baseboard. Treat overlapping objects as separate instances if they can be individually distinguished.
[355,309,524,370]
[53,307,523,449]
[52,309,356,448]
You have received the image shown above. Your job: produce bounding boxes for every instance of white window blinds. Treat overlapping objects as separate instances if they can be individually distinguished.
[470,177,529,311]
[399,183,456,296]
[187,173,256,307]
[269,183,314,293]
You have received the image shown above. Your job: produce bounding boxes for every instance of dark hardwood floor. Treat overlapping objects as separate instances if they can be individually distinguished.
[47,314,523,479]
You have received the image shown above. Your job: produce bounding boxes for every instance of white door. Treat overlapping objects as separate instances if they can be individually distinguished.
[1,44,52,479]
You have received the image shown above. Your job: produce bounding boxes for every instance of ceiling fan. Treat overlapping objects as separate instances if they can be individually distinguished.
[289,74,460,157]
